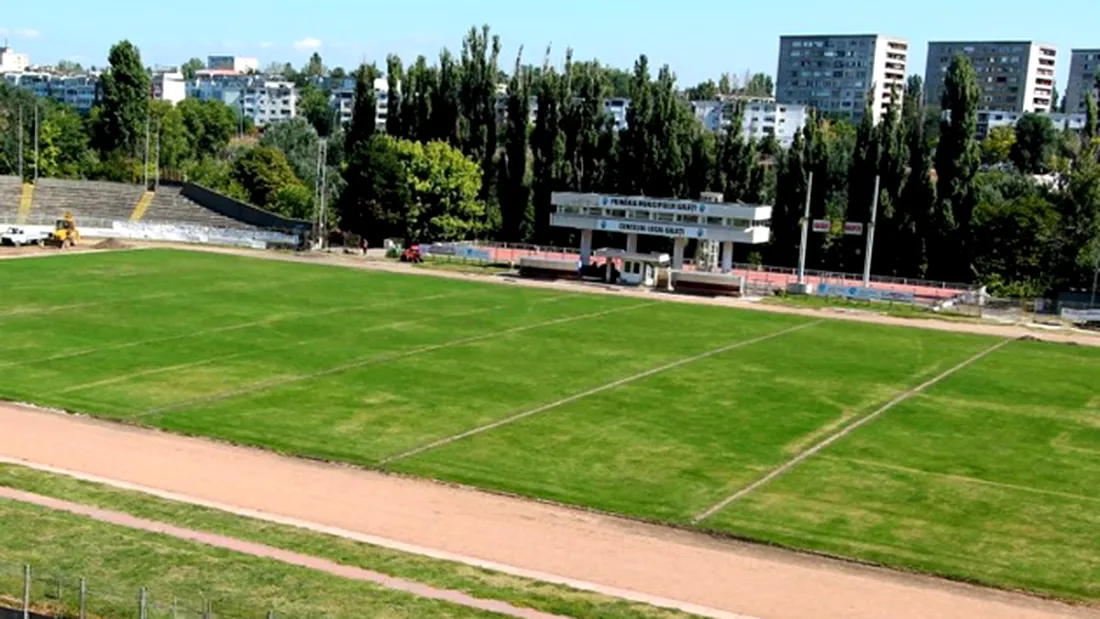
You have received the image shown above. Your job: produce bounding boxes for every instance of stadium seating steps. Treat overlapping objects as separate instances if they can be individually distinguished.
[0,176,257,230]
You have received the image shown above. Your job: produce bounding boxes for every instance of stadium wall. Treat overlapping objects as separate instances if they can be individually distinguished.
[180,183,311,232]
[78,221,301,249]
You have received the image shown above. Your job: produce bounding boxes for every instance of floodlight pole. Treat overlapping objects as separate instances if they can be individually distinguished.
[319,139,328,249]
[797,172,814,285]
[143,110,151,189]
[33,103,39,183]
[154,121,161,189]
[17,106,23,180]
[862,175,880,287]
[1091,251,1099,308]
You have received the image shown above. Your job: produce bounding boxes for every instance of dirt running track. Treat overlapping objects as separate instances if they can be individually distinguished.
[0,405,1096,619]
[0,487,566,619]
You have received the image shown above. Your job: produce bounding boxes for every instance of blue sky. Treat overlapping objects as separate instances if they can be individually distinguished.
[2,0,1095,89]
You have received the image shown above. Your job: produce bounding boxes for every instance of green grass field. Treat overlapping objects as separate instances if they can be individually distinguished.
[0,464,686,619]
[0,491,497,618]
[2,248,1098,603]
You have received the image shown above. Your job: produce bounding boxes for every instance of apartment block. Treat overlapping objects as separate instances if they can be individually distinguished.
[492,95,630,132]
[3,71,99,113]
[775,34,908,124]
[925,41,1057,113]
[151,68,187,105]
[0,44,30,73]
[206,55,259,74]
[188,75,297,126]
[977,109,1088,139]
[691,98,809,148]
[330,76,391,130]
[1064,49,1100,113]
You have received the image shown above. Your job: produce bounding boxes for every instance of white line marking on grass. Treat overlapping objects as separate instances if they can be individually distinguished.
[0,270,343,323]
[819,455,1100,505]
[0,290,475,371]
[380,320,822,466]
[136,301,656,419]
[0,456,753,619]
[59,293,577,395]
[0,247,147,261]
[691,337,1015,523]
[0,290,184,319]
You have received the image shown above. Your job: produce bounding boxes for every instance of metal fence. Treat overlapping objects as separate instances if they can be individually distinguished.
[0,562,283,619]
[467,240,974,297]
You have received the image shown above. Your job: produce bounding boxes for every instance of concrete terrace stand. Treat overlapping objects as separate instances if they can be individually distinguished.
[550,191,771,271]
[548,191,769,296]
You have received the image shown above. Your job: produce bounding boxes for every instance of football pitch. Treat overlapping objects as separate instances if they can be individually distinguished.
[1,248,1098,603]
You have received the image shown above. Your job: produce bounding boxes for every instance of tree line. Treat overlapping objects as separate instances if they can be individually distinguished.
[1,29,1098,297]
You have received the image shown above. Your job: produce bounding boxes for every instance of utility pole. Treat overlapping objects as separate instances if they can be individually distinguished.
[33,103,39,183]
[17,106,23,180]
[1090,250,1099,308]
[154,120,161,189]
[143,110,151,189]
[862,175,881,287]
[314,137,324,246]
[797,172,814,286]
[319,139,328,249]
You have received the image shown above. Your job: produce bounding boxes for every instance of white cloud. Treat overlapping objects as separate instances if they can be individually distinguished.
[259,41,274,49]
[0,27,41,40]
[292,37,321,51]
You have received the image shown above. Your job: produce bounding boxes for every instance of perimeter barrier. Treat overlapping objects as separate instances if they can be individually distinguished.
[0,561,286,619]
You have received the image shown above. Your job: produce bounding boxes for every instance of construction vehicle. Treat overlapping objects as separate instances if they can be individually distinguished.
[45,213,80,248]
[399,244,423,263]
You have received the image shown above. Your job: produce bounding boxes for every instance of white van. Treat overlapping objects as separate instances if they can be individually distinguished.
[1,226,52,247]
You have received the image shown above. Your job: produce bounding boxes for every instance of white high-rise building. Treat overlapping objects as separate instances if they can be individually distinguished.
[691,98,809,148]
[925,41,1057,113]
[206,55,259,74]
[775,34,908,124]
[151,68,187,105]
[330,77,390,130]
[0,44,30,74]
[1064,49,1100,113]
[188,75,297,126]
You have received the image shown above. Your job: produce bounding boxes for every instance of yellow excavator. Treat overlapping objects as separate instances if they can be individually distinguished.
[46,213,80,248]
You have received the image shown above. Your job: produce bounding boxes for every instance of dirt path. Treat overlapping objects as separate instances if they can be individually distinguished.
[0,487,565,619]
[0,404,1095,619]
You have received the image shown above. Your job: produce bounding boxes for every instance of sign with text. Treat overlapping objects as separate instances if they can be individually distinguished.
[843,222,865,235]
[811,219,831,233]
[600,195,706,214]
[598,219,705,239]
[1060,308,1100,322]
[816,283,915,303]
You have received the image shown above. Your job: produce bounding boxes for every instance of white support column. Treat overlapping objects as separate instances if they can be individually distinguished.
[721,241,734,273]
[580,229,593,266]
[626,233,638,254]
[672,237,686,270]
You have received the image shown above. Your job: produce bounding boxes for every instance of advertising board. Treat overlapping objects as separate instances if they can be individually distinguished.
[816,283,915,303]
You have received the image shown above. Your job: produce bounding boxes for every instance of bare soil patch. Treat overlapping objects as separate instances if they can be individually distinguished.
[92,238,132,250]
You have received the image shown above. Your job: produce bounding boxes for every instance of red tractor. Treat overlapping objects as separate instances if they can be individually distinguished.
[400,244,423,263]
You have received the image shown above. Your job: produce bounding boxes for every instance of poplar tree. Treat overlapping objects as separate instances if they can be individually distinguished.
[934,55,982,280]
